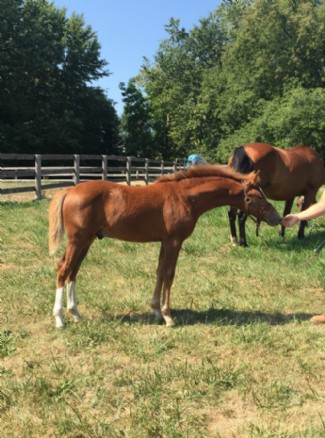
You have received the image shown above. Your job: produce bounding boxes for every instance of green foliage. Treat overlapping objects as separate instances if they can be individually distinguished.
[137,0,325,161]
[120,81,154,157]
[216,86,325,162]
[0,0,121,154]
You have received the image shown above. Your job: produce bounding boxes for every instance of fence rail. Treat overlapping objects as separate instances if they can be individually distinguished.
[1,153,186,200]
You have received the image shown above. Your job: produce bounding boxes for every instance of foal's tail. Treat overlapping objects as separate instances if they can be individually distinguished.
[49,189,68,255]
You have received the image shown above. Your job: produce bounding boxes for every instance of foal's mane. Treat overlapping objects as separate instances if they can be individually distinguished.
[156,164,248,184]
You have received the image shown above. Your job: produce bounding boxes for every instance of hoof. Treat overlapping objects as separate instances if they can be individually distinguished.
[69,308,81,323]
[230,237,238,246]
[54,316,64,328]
[164,317,175,327]
[152,309,163,322]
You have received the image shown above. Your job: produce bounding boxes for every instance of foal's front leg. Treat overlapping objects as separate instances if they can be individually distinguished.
[151,243,165,321]
[160,239,183,327]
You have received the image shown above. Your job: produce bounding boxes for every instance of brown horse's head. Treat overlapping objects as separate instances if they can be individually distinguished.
[242,172,281,226]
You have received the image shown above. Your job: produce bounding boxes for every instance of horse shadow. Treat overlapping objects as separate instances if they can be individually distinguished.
[102,308,315,327]
[262,224,325,251]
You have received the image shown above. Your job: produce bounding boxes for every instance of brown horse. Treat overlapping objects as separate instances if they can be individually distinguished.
[49,165,281,328]
[228,143,325,246]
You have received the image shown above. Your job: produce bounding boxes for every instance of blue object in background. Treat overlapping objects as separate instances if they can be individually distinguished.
[186,154,207,168]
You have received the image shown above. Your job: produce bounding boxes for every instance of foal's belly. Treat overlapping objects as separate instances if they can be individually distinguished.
[101,217,165,243]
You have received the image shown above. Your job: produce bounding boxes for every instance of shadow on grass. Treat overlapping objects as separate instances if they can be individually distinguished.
[258,225,325,252]
[102,308,315,327]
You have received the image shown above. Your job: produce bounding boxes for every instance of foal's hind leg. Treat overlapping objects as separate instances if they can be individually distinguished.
[66,242,93,322]
[54,240,92,327]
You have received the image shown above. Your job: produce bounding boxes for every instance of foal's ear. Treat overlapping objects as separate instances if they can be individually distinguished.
[244,170,261,189]
[252,170,261,185]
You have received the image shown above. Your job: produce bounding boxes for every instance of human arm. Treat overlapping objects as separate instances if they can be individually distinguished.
[283,190,325,227]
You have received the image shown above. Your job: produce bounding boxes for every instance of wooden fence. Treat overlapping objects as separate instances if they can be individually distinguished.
[1,153,186,200]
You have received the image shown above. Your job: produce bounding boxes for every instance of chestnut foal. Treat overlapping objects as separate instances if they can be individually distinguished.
[49,165,281,327]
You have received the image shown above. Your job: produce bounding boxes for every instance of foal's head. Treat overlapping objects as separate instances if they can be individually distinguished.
[242,172,281,226]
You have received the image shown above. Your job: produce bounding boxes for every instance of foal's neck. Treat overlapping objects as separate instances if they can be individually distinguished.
[186,177,245,216]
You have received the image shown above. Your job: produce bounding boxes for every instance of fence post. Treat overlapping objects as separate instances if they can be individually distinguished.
[35,154,42,200]
[145,158,149,185]
[74,154,80,185]
[161,159,164,176]
[173,160,177,172]
[126,156,132,185]
[102,155,107,180]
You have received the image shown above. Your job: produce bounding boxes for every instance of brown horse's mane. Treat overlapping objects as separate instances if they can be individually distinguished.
[156,164,249,184]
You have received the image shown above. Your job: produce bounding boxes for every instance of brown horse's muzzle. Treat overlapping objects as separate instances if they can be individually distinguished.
[265,211,282,227]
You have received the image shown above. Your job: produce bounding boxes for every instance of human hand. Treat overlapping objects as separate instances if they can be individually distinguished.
[283,214,300,227]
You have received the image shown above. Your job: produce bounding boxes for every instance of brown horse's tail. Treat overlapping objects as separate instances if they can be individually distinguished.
[229,146,254,174]
[49,189,68,255]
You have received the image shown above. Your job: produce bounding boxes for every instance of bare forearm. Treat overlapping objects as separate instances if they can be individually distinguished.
[295,201,325,221]
[283,191,325,227]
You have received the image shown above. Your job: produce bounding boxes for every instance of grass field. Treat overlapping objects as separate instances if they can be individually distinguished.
[1,193,325,437]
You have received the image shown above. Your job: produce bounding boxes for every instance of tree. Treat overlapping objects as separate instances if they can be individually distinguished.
[138,0,325,162]
[138,15,227,159]
[217,86,325,162]
[0,0,120,154]
[120,81,154,157]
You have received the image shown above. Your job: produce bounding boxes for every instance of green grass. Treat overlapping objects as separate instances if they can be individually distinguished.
[1,196,325,437]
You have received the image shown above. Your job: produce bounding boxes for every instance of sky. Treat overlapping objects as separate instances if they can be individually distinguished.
[53,0,222,115]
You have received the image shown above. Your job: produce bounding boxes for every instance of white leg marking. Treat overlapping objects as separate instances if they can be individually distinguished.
[53,287,64,328]
[162,306,175,327]
[163,314,175,327]
[67,282,81,322]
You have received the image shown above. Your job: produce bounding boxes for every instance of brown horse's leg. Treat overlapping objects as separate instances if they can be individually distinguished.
[238,211,248,247]
[255,219,261,237]
[298,192,317,239]
[228,207,238,245]
[280,199,294,237]
[54,239,91,327]
[161,239,183,327]
[151,243,165,321]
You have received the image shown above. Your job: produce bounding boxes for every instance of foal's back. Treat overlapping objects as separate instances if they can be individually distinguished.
[60,179,192,243]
